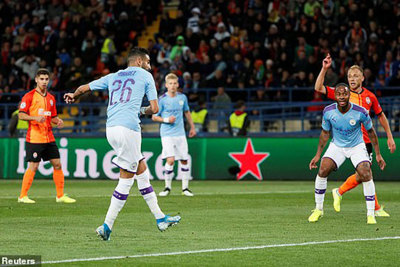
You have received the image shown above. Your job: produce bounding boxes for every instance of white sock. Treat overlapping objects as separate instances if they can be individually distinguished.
[104,177,134,229]
[137,168,165,220]
[164,163,174,189]
[315,175,327,211]
[362,179,376,216]
[181,162,190,190]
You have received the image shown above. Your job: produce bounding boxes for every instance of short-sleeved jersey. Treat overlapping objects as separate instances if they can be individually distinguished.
[326,86,382,143]
[156,92,190,137]
[89,66,157,132]
[19,89,57,143]
[322,103,373,148]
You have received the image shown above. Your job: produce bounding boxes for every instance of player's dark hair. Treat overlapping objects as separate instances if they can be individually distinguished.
[335,83,349,91]
[127,47,149,64]
[35,68,50,77]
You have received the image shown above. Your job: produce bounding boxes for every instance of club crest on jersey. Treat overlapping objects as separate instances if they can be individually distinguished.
[349,119,356,126]
[179,100,184,106]
[365,97,370,104]
[50,100,54,106]
[20,102,26,109]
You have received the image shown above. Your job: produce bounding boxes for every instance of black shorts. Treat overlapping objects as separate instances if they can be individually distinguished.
[25,142,60,162]
[366,142,373,162]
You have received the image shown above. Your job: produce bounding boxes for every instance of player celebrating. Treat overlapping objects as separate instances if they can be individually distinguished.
[315,54,395,216]
[18,68,76,204]
[309,83,385,224]
[64,48,180,241]
[152,73,196,197]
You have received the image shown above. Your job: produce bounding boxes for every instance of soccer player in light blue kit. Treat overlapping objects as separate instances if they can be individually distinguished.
[64,48,181,240]
[152,73,196,197]
[308,83,386,224]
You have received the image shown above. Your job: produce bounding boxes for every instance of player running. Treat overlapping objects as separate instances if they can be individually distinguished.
[18,68,76,204]
[315,54,395,216]
[309,83,385,224]
[152,73,196,197]
[64,48,180,241]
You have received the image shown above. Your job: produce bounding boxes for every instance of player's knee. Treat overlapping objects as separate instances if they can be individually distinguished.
[181,160,188,165]
[318,166,331,178]
[29,163,39,172]
[166,158,175,166]
[52,162,62,170]
[358,171,372,182]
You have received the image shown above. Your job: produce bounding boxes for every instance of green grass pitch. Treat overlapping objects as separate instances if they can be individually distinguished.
[1,180,400,266]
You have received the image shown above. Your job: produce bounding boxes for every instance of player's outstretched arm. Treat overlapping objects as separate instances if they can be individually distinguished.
[367,127,386,170]
[377,112,396,153]
[314,54,332,94]
[309,129,330,170]
[184,111,196,137]
[64,84,91,103]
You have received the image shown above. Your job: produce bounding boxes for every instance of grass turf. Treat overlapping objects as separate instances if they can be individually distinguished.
[0,180,399,266]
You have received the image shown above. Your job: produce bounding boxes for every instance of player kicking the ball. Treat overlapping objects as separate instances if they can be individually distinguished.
[308,83,385,224]
[152,73,196,197]
[64,48,180,240]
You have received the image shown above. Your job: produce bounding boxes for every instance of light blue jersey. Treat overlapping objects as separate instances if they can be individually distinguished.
[156,92,190,137]
[322,103,373,147]
[89,66,157,132]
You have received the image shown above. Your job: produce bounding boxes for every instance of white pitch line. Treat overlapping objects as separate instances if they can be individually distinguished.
[42,236,400,265]
[0,190,309,199]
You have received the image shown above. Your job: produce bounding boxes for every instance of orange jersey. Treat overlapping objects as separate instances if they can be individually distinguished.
[19,89,57,143]
[326,86,382,143]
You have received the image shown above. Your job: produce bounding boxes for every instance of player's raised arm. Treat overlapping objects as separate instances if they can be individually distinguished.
[309,129,330,170]
[63,84,91,103]
[314,54,332,94]
[367,127,386,170]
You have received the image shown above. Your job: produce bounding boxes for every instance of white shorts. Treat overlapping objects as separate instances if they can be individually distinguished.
[106,126,143,173]
[161,136,189,160]
[322,142,370,169]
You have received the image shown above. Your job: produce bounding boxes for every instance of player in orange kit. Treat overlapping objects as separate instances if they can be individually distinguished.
[314,54,396,216]
[18,68,76,204]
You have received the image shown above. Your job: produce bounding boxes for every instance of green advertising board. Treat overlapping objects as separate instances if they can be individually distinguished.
[0,137,398,180]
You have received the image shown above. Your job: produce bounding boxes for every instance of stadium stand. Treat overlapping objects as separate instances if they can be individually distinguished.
[0,0,400,136]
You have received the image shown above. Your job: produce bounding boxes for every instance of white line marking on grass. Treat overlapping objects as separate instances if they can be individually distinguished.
[0,190,309,199]
[42,236,400,265]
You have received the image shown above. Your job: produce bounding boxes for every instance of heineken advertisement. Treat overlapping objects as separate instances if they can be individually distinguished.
[1,137,399,180]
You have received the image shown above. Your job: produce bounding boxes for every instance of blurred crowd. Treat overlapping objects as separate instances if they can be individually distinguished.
[0,0,160,104]
[1,0,400,107]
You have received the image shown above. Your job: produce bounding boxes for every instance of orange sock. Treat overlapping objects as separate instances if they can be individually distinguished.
[375,194,381,211]
[20,168,36,198]
[53,169,65,198]
[338,174,360,195]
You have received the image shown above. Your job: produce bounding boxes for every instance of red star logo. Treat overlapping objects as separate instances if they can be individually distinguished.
[229,138,270,180]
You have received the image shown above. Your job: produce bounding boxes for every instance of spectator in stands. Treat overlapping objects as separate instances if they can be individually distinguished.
[228,100,249,137]
[187,7,201,34]
[191,100,208,134]
[15,53,40,81]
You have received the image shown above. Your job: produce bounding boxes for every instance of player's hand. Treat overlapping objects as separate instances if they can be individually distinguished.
[309,155,320,170]
[63,93,75,104]
[376,154,386,170]
[35,116,46,123]
[322,53,332,70]
[189,128,196,138]
[169,116,176,123]
[56,118,64,129]
[387,138,396,153]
